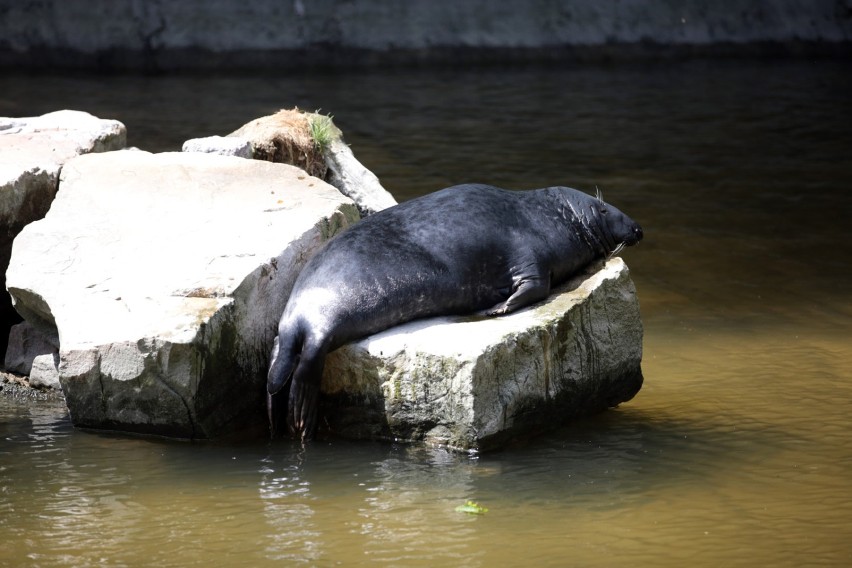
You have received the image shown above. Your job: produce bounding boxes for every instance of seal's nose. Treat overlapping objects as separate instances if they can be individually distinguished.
[633,225,643,243]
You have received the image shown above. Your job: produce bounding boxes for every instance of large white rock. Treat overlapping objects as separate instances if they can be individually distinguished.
[7,151,359,439]
[320,257,643,452]
[0,110,126,362]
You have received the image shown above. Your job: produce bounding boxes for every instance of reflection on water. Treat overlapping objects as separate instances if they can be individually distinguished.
[259,453,321,563]
[2,58,851,565]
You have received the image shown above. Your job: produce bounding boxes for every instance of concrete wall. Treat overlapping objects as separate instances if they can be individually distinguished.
[1,0,850,69]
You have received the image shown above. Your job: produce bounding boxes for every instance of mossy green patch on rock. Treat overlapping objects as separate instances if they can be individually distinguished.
[317,205,361,240]
[307,112,340,153]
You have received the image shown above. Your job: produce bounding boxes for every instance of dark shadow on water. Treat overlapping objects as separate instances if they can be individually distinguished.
[469,404,800,506]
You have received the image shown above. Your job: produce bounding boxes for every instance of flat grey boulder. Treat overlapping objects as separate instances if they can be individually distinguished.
[228,109,397,216]
[320,257,643,452]
[1,110,126,362]
[7,150,359,439]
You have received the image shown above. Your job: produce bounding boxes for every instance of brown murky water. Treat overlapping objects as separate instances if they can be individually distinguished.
[2,58,851,566]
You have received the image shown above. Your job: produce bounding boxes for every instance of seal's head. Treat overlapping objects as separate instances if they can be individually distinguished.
[560,187,643,257]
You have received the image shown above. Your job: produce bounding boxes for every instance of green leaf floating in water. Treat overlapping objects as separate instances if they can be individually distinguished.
[455,500,489,515]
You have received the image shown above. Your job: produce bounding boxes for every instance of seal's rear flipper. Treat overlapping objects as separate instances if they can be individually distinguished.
[286,337,327,439]
[268,390,289,438]
[267,330,301,438]
[267,334,299,395]
[289,377,321,440]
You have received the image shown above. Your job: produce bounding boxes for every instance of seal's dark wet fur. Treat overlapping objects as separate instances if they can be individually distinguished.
[268,183,643,439]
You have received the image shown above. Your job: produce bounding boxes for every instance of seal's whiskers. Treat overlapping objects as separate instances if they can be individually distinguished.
[609,242,626,258]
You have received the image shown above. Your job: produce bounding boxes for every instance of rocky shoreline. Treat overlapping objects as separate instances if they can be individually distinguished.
[0,370,63,402]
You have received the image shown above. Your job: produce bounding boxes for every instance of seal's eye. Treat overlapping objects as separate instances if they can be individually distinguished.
[599,207,608,215]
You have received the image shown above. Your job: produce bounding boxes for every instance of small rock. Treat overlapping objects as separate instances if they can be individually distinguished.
[30,353,61,390]
[182,135,252,158]
[4,321,59,375]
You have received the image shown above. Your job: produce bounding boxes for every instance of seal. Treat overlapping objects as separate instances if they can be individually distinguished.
[267,183,643,439]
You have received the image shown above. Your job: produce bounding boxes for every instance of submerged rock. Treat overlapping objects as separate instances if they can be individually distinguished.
[320,257,643,452]
[0,110,126,362]
[7,150,359,439]
[228,109,397,216]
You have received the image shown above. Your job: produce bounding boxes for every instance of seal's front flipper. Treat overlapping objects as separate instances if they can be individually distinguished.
[486,275,550,316]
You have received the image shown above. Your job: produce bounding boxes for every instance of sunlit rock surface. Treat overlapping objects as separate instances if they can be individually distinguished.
[0,110,126,360]
[29,353,60,390]
[182,135,252,158]
[322,136,397,217]
[321,257,643,452]
[0,110,126,235]
[7,150,359,439]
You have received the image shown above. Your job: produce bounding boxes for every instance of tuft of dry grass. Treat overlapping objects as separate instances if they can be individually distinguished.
[229,108,339,180]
